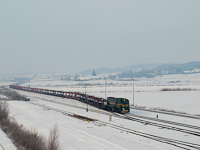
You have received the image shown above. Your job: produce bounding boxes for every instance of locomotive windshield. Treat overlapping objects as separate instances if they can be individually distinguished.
[118,98,129,104]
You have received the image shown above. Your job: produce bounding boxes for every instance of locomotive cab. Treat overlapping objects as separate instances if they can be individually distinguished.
[118,98,130,114]
[106,97,130,114]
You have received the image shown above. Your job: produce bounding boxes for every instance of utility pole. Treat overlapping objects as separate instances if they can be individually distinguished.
[85,79,86,95]
[104,78,107,100]
[85,79,88,112]
[132,78,134,106]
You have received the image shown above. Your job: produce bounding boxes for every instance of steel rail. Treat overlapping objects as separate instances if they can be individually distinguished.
[131,106,200,120]
[96,120,200,150]
[29,102,200,150]
[13,89,200,136]
[27,96,200,136]
[28,97,200,136]
[126,113,200,130]
[113,113,200,137]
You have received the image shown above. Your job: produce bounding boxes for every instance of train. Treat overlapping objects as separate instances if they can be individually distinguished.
[9,85,130,114]
[106,97,130,113]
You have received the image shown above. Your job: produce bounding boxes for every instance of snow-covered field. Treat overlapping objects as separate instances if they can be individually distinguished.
[0,73,200,149]
[7,95,200,150]
[0,94,8,99]
[21,73,200,115]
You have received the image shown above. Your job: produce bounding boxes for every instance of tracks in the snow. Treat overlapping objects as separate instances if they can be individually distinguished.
[29,97,200,137]
[29,101,200,150]
[130,106,200,120]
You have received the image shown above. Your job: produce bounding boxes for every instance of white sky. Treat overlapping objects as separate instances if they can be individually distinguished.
[0,0,200,75]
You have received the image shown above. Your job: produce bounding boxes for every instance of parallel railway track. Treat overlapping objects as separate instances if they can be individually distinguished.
[126,113,200,130]
[130,106,200,120]
[114,113,200,137]
[30,102,200,150]
[27,96,200,137]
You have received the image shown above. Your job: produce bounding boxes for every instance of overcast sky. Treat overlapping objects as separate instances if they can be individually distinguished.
[0,0,200,75]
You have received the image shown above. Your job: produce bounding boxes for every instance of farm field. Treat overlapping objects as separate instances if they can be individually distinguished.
[1,73,200,149]
[21,73,200,115]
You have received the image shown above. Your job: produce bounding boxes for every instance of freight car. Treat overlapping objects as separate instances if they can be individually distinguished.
[9,85,130,114]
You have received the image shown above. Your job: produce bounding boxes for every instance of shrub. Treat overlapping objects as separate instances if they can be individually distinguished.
[47,124,60,150]
[0,87,28,100]
[0,100,61,150]
[0,101,9,121]
[161,88,192,91]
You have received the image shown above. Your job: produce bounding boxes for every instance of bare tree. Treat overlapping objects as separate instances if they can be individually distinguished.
[0,101,9,121]
[47,124,60,150]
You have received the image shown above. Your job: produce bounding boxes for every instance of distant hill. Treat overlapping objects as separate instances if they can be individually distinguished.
[117,61,200,78]
[80,61,200,78]
[80,63,162,76]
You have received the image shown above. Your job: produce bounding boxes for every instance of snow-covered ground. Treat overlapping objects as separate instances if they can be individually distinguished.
[0,129,16,150]
[7,97,200,150]
[6,89,200,150]
[21,73,200,115]
[1,73,200,149]
[0,94,8,99]
[0,82,15,87]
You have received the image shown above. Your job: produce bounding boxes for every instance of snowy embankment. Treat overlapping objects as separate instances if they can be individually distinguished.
[7,90,200,150]
[0,129,16,150]
[0,82,16,150]
[1,73,200,149]
[0,95,8,99]
[7,100,174,150]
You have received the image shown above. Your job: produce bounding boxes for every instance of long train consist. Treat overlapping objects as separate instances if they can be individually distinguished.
[9,85,130,114]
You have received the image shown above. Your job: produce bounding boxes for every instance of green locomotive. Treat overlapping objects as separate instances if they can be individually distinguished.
[105,97,130,114]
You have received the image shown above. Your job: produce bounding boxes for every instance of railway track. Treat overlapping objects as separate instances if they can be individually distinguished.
[96,120,200,150]
[30,102,95,121]
[113,113,200,137]
[126,113,200,130]
[131,106,200,120]
[11,88,200,133]
[29,102,200,150]
[28,97,200,136]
